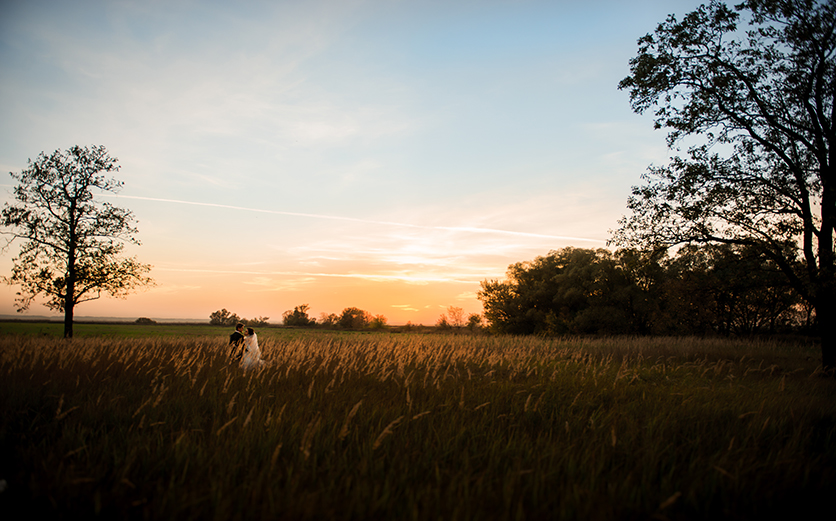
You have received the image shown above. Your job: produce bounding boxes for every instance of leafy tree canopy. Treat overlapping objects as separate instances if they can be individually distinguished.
[478,247,803,336]
[338,307,372,330]
[210,309,269,327]
[282,304,315,327]
[1,145,153,337]
[210,308,241,327]
[613,0,836,368]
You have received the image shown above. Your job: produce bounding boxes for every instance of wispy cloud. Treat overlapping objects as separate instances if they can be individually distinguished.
[146,284,202,295]
[241,276,318,292]
[153,266,479,285]
[391,304,419,312]
[101,193,606,243]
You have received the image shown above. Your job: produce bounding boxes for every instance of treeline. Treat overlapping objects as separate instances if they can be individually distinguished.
[478,246,810,336]
[208,309,270,327]
[282,305,388,330]
[284,305,485,332]
[211,304,483,333]
[209,305,386,331]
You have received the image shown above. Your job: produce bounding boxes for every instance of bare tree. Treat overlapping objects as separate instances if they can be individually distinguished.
[447,306,465,328]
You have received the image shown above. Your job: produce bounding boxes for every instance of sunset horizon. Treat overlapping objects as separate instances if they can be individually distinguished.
[0,0,695,326]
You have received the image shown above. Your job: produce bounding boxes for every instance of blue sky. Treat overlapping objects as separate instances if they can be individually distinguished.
[0,0,700,323]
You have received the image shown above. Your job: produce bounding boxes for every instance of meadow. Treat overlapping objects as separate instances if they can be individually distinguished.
[1,324,834,519]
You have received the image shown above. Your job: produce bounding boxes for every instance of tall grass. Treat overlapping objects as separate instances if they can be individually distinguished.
[1,332,834,519]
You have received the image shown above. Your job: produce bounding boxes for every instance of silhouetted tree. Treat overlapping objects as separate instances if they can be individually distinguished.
[658,244,802,335]
[446,306,465,328]
[245,316,270,327]
[338,307,372,329]
[319,312,339,328]
[369,314,388,330]
[1,145,153,338]
[282,304,315,327]
[466,313,483,331]
[479,248,648,335]
[614,0,836,368]
[479,246,803,336]
[210,308,241,326]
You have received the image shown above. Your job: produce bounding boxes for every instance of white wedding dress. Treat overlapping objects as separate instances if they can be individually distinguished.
[240,333,265,370]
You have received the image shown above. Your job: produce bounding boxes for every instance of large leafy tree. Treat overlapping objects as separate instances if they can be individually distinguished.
[659,244,803,334]
[338,307,372,330]
[1,145,153,338]
[478,248,651,335]
[478,246,802,336]
[613,0,836,369]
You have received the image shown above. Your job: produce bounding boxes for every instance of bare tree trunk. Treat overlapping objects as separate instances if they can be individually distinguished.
[63,299,74,339]
[819,170,835,372]
[64,236,75,339]
[820,290,835,373]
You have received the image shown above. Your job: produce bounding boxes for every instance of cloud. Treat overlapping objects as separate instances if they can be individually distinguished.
[146,284,202,295]
[100,193,607,243]
[153,266,476,285]
[391,304,419,312]
[241,276,317,292]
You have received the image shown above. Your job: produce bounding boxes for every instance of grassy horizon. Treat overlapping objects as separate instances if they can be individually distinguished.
[1,329,834,519]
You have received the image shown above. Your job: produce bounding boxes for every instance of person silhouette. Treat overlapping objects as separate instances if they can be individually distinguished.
[229,322,245,362]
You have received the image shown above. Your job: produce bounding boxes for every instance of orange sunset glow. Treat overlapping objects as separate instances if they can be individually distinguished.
[0,0,691,324]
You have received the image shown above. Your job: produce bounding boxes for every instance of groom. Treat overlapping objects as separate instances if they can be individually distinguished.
[229,322,246,362]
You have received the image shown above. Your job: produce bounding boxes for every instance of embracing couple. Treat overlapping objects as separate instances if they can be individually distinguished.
[229,323,265,370]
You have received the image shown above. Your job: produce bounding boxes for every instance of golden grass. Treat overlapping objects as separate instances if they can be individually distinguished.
[0,331,834,519]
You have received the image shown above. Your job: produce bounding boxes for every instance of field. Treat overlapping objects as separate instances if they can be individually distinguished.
[1,324,834,519]
[0,321,316,339]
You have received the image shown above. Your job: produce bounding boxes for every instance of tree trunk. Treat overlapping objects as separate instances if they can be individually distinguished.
[64,239,76,339]
[820,290,835,373]
[818,181,835,373]
[63,300,74,339]
[63,272,74,339]
[64,202,77,339]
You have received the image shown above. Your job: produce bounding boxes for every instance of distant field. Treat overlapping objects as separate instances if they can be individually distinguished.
[0,320,369,340]
[0,320,220,338]
[1,330,833,519]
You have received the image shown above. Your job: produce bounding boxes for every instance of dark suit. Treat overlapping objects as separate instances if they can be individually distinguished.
[229,330,245,362]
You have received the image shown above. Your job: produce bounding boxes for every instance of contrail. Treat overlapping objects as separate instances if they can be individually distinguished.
[102,193,605,243]
[153,266,480,284]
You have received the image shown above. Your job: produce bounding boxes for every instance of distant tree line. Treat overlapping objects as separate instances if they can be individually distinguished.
[478,246,809,336]
[212,304,484,333]
[283,305,388,330]
[209,309,269,327]
[282,305,485,332]
[436,306,483,332]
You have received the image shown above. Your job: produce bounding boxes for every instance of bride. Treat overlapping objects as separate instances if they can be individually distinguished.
[240,327,265,370]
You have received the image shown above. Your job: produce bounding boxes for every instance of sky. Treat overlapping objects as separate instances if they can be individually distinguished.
[0,0,700,324]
